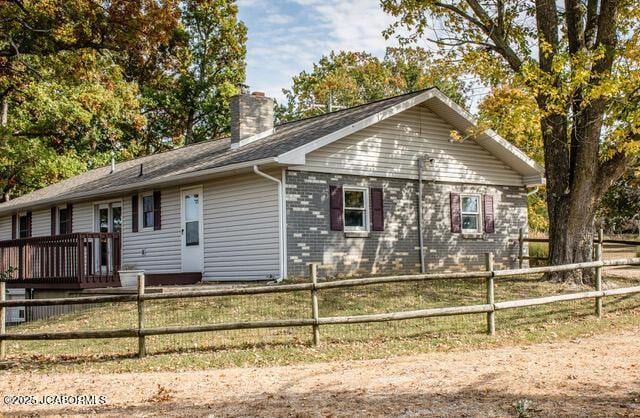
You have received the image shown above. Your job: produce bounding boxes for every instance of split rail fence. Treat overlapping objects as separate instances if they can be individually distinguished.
[1,247,640,360]
[517,228,640,268]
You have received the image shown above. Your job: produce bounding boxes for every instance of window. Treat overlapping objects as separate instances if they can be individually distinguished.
[142,195,154,229]
[111,206,122,233]
[461,195,481,233]
[343,188,368,232]
[18,214,29,238]
[58,207,70,234]
[184,192,200,246]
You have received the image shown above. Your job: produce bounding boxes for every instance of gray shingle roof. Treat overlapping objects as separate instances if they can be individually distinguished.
[0,89,432,214]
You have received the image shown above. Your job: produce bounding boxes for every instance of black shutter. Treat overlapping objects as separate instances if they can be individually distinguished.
[370,187,384,231]
[66,203,73,233]
[11,214,16,240]
[132,194,139,232]
[51,207,57,235]
[450,193,461,233]
[26,211,32,237]
[483,194,495,233]
[329,185,343,231]
[153,190,161,231]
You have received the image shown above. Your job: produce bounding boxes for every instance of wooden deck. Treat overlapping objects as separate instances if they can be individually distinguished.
[0,233,121,289]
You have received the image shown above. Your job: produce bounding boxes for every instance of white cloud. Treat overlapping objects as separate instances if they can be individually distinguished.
[240,1,402,102]
[263,13,294,25]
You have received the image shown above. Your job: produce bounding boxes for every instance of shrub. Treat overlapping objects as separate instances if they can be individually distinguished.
[514,399,533,418]
[528,242,549,267]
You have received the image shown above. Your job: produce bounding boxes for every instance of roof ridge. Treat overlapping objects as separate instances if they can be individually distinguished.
[83,89,434,173]
[273,87,434,129]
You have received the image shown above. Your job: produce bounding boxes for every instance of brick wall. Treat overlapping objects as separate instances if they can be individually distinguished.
[285,170,528,278]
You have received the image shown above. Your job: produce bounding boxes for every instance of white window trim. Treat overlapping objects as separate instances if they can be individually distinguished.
[343,186,369,232]
[140,192,155,231]
[460,194,482,234]
[93,201,123,234]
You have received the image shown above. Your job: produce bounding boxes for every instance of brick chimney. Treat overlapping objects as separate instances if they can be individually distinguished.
[230,91,274,148]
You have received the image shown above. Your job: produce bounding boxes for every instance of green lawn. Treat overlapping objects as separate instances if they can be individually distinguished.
[4,274,640,373]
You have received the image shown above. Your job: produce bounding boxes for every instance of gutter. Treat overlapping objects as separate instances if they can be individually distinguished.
[253,165,286,281]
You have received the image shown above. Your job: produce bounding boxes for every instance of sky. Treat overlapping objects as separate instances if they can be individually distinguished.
[237,0,402,104]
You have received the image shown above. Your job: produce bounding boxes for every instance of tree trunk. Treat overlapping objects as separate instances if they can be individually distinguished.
[546,193,596,284]
[184,109,195,144]
[539,109,601,284]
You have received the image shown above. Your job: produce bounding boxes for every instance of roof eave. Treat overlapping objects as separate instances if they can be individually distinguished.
[0,157,279,217]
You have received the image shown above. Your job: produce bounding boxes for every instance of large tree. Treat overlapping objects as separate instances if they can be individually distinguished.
[277,48,468,122]
[0,51,145,201]
[0,0,248,200]
[0,0,181,201]
[141,0,247,145]
[383,0,640,282]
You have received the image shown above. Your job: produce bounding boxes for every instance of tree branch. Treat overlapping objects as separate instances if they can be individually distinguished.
[565,0,585,54]
[463,0,524,72]
[534,0,560,72]
[584,0,599,48]
[596,149,638,198]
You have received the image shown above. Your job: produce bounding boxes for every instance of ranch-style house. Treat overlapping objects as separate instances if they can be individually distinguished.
[0,88,544,299]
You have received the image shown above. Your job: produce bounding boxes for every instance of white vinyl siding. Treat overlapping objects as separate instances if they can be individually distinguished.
[73,202,95,232]
[295,105,525,186]
[31,209,50,237]
[203,172,280,281]
[0,216,11,240]
[122,188,181,273]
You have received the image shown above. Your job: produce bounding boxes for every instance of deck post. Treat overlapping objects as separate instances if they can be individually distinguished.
[595,228,603,318]
[309,263,320,346]
[485,253,495,335]
[518,228,524,269]
[137,272,146,358]
[0,279,5,360]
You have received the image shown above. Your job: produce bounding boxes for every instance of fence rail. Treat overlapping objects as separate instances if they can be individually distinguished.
[1,251,640,360]
[517,228,640,267]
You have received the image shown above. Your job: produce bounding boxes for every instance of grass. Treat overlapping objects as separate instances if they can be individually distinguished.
[4,272,640,374]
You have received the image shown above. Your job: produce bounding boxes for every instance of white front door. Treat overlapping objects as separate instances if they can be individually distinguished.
[181,186,204,272]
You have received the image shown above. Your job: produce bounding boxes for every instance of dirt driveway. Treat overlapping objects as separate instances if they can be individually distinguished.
[1,327,639,417]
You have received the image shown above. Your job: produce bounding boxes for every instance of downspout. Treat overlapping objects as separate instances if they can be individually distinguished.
[417,158,426,273]
[526,186,540,196]
[253,165,285,281]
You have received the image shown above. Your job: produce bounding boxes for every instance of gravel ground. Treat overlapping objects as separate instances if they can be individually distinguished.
[1,326,639,417]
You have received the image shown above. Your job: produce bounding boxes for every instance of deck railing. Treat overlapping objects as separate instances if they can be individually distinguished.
[0,233,121,289]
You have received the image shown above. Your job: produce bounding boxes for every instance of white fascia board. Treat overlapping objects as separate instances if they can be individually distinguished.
[0,157,279,217]
[480,130,545,174]
[276,89,438,164]
[426,89,544,178]
[523,174,546,187]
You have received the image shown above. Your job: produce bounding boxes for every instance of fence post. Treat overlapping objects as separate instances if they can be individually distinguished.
[309,263,320,347]
[137,272,146,358]
[595,228,603,318]
[485,253,495,335]
[518,228,524,269]
[0,279,5,360]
